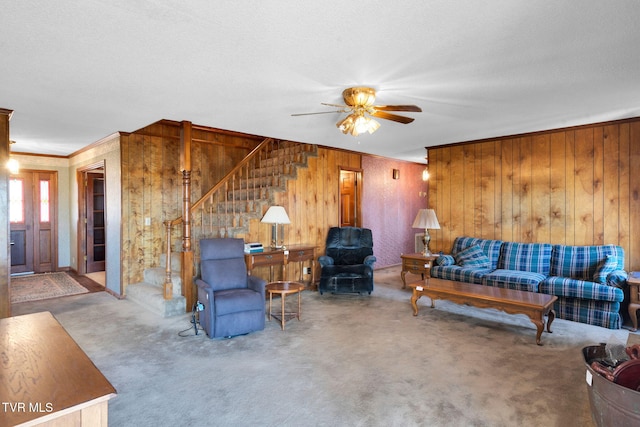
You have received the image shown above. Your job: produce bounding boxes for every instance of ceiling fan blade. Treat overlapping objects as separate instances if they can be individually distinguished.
[321,102,349,108]
[373,105,422,112]
[291,110,343,116]
[370,110,415,124]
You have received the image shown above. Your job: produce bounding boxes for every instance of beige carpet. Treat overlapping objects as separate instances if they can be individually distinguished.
[11,266,635,426]
[10,272,88,303]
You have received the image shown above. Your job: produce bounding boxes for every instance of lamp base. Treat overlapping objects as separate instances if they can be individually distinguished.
[422,230,432,257]
[270,224,286,250]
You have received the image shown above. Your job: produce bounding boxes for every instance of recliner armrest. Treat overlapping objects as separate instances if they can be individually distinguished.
[318,255,335,267]
[195,278,211,290]
[247,275,266,295]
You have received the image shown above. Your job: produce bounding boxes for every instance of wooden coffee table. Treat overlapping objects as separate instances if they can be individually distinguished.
[266,281,304,330]
[408,278,557,345]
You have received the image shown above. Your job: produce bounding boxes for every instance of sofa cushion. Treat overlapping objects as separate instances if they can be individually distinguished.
[214,288,265,316]
[593,255,618,285]
[435,255,455,266]
[497,242,552,274]
[539,276,624,303]
[549,244,624,280]
[454,245,491,268]
[430,265,492,285]
[482,269,547,292]
[451,237,503,269]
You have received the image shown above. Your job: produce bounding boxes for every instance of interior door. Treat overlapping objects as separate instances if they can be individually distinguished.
[86,174,106,273]
[10,170,57,274]
[339,169,362,227]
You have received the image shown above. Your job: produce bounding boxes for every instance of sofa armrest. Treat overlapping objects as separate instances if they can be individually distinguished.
[607,269,628,288]
[318,255,334,267]
[435,254,455,266]
[364,255,377,268]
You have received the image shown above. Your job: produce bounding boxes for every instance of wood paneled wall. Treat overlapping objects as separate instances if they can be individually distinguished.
[119,120,363,288]
[241,147,361,280]
[0,109,11,318]
[429,117,640,271]
[120,121,261,290]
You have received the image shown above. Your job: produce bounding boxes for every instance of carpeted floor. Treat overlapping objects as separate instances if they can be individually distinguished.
[11,266,635,426]
[10,272,89,303]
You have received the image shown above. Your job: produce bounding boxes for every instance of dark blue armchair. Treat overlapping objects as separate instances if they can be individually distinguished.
[195,238,266,338]
[318,227,376,295]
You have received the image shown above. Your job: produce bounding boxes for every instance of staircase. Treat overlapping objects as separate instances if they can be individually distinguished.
[127,140,317,317]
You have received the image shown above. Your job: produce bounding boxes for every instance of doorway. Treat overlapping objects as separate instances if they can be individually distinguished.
[77,162,106,276]
[339,168,362,227]
[9,170,58,274]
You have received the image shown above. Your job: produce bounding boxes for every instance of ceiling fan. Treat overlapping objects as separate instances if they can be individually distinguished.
[292,86,422,136]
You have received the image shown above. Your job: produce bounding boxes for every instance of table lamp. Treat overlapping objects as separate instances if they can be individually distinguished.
[412,209,440,256]
[261,206,291,249]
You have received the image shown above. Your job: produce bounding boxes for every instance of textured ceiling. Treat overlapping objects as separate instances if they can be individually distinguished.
[2,1,640,163]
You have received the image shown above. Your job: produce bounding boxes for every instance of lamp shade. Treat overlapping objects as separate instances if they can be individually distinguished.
[261,206,291,224]
[412,209,440,230]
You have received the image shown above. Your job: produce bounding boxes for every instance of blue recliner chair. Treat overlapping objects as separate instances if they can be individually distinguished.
[195,238,266,338]
[318,227,376,295]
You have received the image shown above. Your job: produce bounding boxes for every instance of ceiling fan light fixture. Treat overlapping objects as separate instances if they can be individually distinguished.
[296,85,420,137]
[337,114,356,134]
[343,86,377,107]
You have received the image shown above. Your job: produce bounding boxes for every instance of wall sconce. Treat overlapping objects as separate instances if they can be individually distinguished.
[422,167,429,181]
[7,140,19,173]
[6,158,19,174]
[392,169,400,180]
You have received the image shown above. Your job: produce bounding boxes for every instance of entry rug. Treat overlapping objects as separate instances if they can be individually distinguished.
[11,272,89,303]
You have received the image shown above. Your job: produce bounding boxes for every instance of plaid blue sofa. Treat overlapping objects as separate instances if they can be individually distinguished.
[432,237,628,329]
[539,245,627,329]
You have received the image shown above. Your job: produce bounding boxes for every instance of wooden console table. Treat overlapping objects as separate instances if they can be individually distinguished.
[0,311,116,427]
[245,245,316,286]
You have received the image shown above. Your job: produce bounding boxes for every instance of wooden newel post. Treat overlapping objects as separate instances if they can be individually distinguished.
[180,121,195,311]
[163,221,173,300]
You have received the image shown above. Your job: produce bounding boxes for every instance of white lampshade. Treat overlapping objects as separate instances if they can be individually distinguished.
[261,206,290,249]
[412,209,440,230]
[261,206,291,224]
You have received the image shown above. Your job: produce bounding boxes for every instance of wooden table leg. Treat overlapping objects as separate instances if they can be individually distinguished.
[532,317,544,346]
[297,290,301,321]
[629,303,640,332]
[401,270,408,289]
[268,292,273,322]
[546,309,555,333]
[530,309,554,346]
[280,293,286,330]
[411,289,421,316]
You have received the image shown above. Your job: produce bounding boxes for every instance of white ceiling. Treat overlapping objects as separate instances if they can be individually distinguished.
[2,1,640,163]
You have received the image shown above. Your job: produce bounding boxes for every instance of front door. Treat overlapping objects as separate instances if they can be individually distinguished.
[10,170,58,274]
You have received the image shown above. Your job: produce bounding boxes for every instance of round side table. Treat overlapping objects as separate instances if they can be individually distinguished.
[266,281,304,330]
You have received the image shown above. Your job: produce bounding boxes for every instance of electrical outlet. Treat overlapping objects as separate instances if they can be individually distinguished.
[303,267,311,275]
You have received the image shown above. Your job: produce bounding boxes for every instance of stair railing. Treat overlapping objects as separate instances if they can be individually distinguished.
[163,138,314,310]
